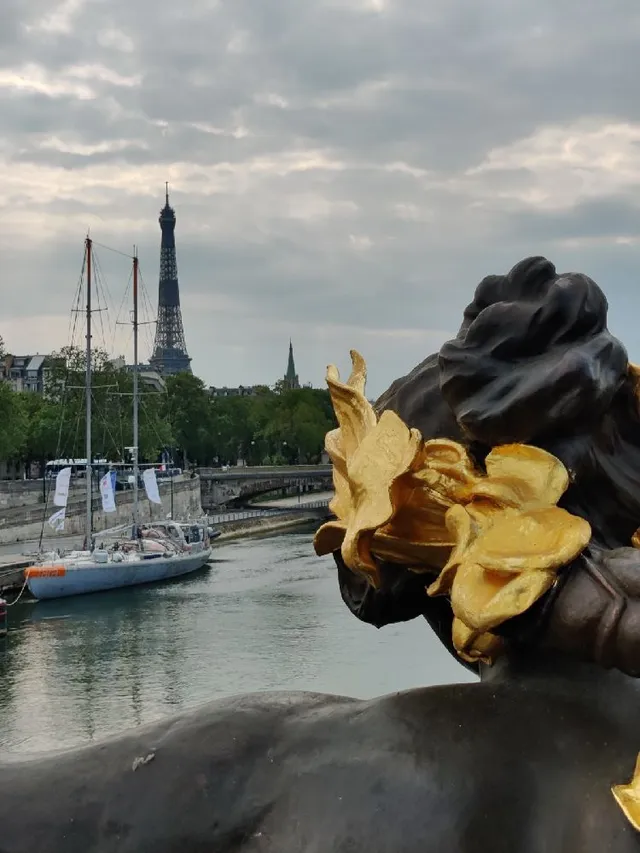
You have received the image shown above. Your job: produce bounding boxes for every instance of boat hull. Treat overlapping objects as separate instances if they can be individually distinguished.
[25,549,212,601]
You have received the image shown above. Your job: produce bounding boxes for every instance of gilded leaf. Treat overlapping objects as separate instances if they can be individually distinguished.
[340,410,422,583]
[371,530,451,571]
[468,507,591,574]
[326,353,376,461]
[428,505,477,597]
[325,428,350,522]
[473,444,569,509]
[450,561,556,635]
[452,618,504,665]
[345,349,367,396]
[613,753,640,832]
[413,439,480,503]
[313,520,347,557]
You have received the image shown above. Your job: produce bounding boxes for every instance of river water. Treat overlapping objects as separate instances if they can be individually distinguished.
[0,527,474,754]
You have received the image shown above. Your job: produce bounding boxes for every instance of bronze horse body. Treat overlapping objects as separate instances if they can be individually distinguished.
[2,257,640,852]
[1,659,639,852]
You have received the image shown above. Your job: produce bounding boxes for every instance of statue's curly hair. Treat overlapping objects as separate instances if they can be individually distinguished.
[439,256,628,446]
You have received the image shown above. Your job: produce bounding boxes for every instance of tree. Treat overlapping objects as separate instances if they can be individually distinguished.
[164,373,215,466]
[0,383,26,462]
[19,393,62,471]
[7,349,337,474]
[241,386,335,465]
[44,346,172,463]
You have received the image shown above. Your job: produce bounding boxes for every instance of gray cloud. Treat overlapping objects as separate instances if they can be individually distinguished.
[3,0,640,398]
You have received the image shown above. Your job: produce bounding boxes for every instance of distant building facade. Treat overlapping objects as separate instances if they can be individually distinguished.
[110,356,166,393]
[136,368,166,394]
[2,354,51,393]
[209,385,259,398]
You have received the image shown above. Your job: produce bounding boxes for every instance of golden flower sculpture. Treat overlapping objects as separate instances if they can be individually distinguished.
[314,351,592,664]
[427,444,592,662]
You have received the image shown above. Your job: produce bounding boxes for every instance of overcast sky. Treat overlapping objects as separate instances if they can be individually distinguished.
[3,0,640,397]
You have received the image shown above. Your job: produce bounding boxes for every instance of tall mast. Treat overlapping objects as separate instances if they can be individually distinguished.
[85,236,93,548]
[132,249,140,536]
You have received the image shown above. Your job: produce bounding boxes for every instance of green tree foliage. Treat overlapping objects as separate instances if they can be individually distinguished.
[164,373,215,466]
[17,347,172,467]
[164,376,336,467]
[19,393,62,467]
[0,382,27,462]
[0,349,336,470]
[247,387,335,465]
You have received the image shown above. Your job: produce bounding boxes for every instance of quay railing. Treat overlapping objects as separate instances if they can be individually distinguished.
[209,500,331,525]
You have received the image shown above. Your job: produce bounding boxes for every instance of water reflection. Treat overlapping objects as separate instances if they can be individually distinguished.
[0,530,474,753]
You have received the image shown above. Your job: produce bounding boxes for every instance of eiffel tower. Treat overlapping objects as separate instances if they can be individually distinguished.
[150,184,192,376]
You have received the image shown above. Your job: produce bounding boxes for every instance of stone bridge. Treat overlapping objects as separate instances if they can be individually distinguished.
[197,465,333,510]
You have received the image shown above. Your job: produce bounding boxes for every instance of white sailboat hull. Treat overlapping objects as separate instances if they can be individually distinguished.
[25,548,211,600]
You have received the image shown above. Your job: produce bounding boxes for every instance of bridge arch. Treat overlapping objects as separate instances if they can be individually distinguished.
[197,465,333,510]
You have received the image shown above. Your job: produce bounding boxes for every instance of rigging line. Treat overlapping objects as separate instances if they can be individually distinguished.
[116,374,126,463]
[109,390,165,397]
[105,363,127,462]
[72,391,84,460]
[138,265,157,316]
[37,395,69,550]
[91,239,134,260]
[137,267,158,357]
[111,268,133,356]
[91,251,115,355]
[47,317,84,535]
[91,387,125,462]
[92,245,118,315]
[67,251,87,353]
[139,394,170,455]
[92,359,132,459]
[136,265,151,356]
[40,247,93,545]
[69,376,85,457]
[68,273,84,346]
[46,309,86,544]
[96,378,108,459]
[91,253,110,350]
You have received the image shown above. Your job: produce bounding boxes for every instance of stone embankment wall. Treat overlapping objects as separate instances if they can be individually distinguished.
[0,475,203,545]
[0,480,44,510]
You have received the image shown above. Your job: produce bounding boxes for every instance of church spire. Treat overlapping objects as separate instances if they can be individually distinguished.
[283,339,300,390]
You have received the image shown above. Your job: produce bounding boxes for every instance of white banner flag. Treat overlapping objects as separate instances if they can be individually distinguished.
[143,468,162,505]
[99,471,117,513]
[47,507,66,532]
[53,467,72,507]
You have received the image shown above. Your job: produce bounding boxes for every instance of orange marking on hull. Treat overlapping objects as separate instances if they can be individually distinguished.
[25,566,66,578]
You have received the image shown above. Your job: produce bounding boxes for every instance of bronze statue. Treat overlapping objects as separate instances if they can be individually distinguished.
[2,256,640,851]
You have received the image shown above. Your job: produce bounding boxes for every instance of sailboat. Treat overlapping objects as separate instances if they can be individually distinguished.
[24,237,212,600]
